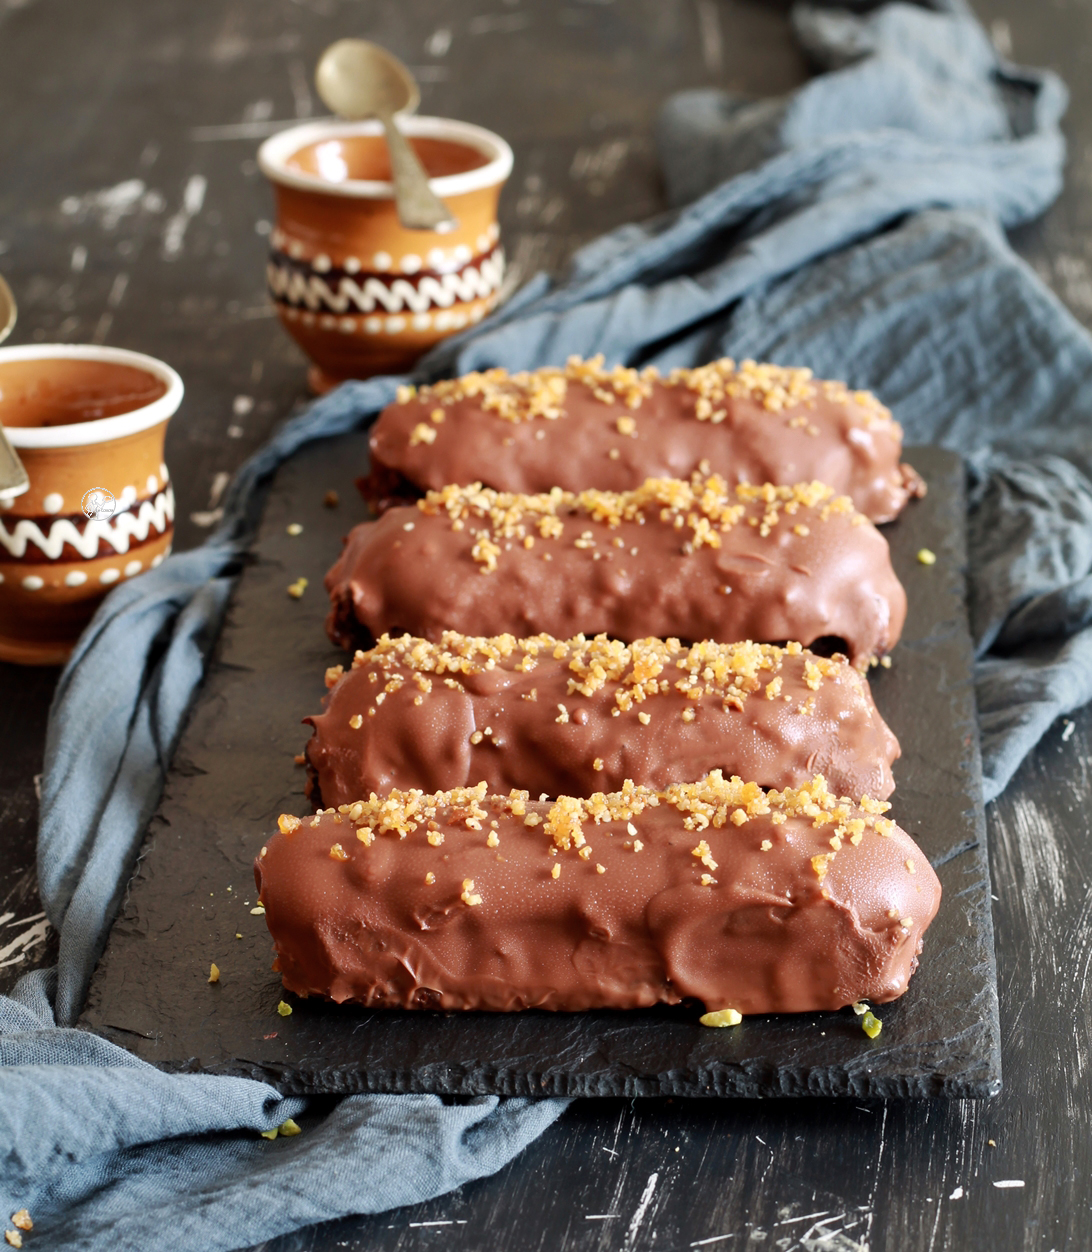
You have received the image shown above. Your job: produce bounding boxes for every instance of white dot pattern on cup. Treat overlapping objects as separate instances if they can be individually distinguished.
[152,553,165,568]
[43,493,64,514]
[313,254,332,273]
[365,317,382,334]
[386,316,406,334]
[100,568,120,584]
[320,315,336,329]
[22,575,44,591]
[159,463,169,482]
[434,311,453,331]
[412,313,432,331]
[146,474,158,494]
[288,240,305,259]
[399,254,421,275]
[124,560,142,577]
[476,234,490,253]
[453,244,471,265]
[338,318,356,334]
[121,485,137,505]
[344,256,361,274]
[373,252,392,271]
[427,248,446,269]
[0,572,5,584]
[65,570,88,587]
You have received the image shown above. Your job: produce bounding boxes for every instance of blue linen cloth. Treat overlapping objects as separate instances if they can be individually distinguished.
[3,1,1088,1247]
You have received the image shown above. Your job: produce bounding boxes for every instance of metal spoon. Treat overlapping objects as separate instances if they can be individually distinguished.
[0,275,30,503]
[315,39,457,233]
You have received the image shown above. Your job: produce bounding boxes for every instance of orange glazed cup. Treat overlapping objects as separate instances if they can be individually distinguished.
[258,116,513,393]
[0,344,182,666]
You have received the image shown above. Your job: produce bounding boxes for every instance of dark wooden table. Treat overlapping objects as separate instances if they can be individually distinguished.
[1,2,1089,1249]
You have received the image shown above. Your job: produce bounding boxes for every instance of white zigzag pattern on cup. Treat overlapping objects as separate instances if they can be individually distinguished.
[267,250,505,316]
[0,487,175,561]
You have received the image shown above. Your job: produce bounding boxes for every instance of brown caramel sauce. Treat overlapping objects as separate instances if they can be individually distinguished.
[0,359,168,428]
[287,135,490,184]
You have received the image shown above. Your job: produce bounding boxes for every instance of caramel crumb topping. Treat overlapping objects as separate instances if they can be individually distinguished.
[461,878,483,906]
[409,422,437,446]
[278,815,301,835]
[349,714,363,729]
[418,475,862,574]
[551,863,561,879]
[336,633,846,721]
[397,357,895,439]
[330,843,348,861]
[596,863,606,874]
[760,839,773,851]
[425,871,436,885]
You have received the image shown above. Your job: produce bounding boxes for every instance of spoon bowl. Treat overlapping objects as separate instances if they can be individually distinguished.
[315,39,457,232]
[0,275,30,502]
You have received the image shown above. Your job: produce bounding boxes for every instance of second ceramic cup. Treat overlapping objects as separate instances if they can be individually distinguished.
[258,116,514,392]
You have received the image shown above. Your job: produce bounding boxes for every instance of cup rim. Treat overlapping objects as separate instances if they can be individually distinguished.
[0,344,184,449]
[258,115,514,200]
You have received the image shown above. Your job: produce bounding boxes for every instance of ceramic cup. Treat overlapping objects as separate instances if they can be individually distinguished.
[259,116,514,392]
[0,344,182,665]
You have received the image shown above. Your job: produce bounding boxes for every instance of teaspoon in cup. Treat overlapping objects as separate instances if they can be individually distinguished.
[0,275,30,503]
[315,39,458,233]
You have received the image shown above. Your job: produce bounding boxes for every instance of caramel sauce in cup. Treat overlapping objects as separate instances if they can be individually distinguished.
[0,345,182,666]
[259,117,513,393]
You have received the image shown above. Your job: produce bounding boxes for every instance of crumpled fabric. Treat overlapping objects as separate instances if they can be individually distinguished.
[4,1,1085,1247]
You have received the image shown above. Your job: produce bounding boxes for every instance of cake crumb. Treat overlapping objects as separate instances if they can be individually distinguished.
[638,711,651,725]
[596,863,606,874]
[5,1231,22,1249]
[461,878,482,906]
[323,489,339,508]
[917,547,936,565]
[329,843,348,861]
[760,839,772,851]
[10,1215,30,1235]
[349,714,363,729]
[425,871,436,885]
[551,863,561,879]
[287,577,308,599]
[700,1008,742,1028]
[277,1000,292,1017]
[279,1118,302,1137]
[286,522,303,536]
[208,963,220,984]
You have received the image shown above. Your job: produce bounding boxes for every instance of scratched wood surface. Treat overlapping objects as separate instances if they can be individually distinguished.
[0,0,1090,1249]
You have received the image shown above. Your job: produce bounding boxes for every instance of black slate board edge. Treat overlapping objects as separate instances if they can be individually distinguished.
[79,442,1002,1099]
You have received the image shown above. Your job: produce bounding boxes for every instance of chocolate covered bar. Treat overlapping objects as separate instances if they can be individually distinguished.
[363,357,923,522]
[307,633,900,806]
[255,774,940,1015]
[325,476,907,669]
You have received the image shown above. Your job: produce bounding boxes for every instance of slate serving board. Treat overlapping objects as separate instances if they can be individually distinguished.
[79,441,1000,1098]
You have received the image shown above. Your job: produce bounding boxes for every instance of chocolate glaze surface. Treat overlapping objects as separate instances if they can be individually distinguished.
[255,775,941,1015]
[365,357,923,522]
[325,477,907,669]
[307,634,900,806]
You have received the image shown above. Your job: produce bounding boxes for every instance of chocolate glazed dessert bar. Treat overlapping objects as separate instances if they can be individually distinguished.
[325,477,908,670]
[363,356,924,522]
[307,633,901,807]
[255,774,941,1015]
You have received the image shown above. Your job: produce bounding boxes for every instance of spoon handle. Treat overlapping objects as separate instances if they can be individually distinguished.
[0,422,29,502]
[379,109,458,233]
